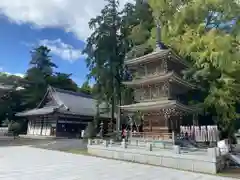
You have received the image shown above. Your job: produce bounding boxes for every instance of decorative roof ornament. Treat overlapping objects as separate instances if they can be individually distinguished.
[155,21,168,50]
[142,0,167,50]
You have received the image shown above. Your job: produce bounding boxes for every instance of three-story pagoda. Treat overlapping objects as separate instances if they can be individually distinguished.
[120,45,199,134]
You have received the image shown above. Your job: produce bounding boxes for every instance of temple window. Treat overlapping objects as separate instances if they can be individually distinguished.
[143,88,150,99]
[151,86,158,99]
[134,89,140,102]
[137,65,145,77]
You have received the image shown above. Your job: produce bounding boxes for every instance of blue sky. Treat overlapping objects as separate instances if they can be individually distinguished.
[0,16,89,86]
[0,0,130,86]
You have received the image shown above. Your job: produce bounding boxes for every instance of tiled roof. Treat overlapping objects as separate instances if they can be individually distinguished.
[51,87,111,118]
[16,106,57,116]
[16,86,112,118]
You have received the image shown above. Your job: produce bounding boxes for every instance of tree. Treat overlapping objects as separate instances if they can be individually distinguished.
[23,46,57,108]
[0,46,82,130]
[47,72,78,92]
[78,81,92,95]
[149,0,240,138]
[30,45,57,76]
[83,0,125,131]
[122,0,154,59]
[0,73,27,125]
[83,0,156,133]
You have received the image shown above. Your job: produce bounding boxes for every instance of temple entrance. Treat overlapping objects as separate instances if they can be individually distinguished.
[56,120,87,138]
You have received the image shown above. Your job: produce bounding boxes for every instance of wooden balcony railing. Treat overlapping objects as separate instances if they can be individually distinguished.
[131,132,172,140]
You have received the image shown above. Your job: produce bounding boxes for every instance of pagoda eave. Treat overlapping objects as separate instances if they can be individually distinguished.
[124,49,190,68]
[120,100,200,115]
[122,72,195,89]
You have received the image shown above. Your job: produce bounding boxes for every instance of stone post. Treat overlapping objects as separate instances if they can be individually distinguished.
[146,143,153,151]
[159,142,166,149]
[173,145,180,154]
[129,116,133,141]
[88,139,93,145]
[135,139,139,146]
[121,139,127,148]
[100,121,104,139]
[216,147,220,157]
[103,140,108,147]
[96,139,101,145]
[109,139,114,146]
[207,147,217,159]
[172,131,175,145]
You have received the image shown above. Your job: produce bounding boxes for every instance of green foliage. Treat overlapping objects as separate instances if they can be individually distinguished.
[83,0,154,133]
[78,81,92,95]
[47,73,78,92]
[123,0,154,58]
[84,121,97,139]
[30,45,57,76]
[149,0,240,132]
[83,0,126,130]
[0,45,81,124]
[8,121,22,135]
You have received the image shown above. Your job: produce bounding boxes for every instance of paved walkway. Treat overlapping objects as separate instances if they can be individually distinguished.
[0,146,238,180]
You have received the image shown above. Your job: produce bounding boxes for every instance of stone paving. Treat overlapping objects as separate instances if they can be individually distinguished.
[0,146,238,180]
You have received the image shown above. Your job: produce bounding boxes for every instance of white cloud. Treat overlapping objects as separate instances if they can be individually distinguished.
[4,72,25,78]
[0,67,25,77]
[39,39,86,62]
[0,0,133,40]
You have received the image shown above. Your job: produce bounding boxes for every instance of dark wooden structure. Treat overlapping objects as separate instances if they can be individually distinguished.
[16,86,111,138]
[120,47,200,134]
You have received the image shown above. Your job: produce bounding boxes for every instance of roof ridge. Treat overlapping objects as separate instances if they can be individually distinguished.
[50,86,93,99]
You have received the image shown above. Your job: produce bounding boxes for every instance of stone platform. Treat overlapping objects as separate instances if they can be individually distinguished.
[88,139,227,174]
[0,146,237,180]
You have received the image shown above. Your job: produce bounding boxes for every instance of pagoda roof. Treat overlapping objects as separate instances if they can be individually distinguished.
[120,99,200,114]
[125,49,190,67]
[122,71,195,89]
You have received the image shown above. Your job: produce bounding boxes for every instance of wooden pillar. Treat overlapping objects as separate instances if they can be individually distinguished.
[149,113,152,132]
[116,105,121,132]
[164,114,169,129]
[193,114,199,126]
[179,115,182,126]
[144,64,148,76]
[149,85,152,99]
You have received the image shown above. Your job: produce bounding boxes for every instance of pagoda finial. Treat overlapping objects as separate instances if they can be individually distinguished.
[142,0,166,50]
[156,20,165,50]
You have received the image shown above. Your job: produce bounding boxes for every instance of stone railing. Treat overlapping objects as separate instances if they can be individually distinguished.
[0,127,8,135]
[87,138,227,174]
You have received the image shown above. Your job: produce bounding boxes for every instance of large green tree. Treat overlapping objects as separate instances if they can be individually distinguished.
[122,0,154,59]
[83,0,126,131]
[83,0,156,133]
[148,0,240,137]
[0,46,82,129]
[47,72,78,92]
[23,46,57,108]
[78,81,92,95]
